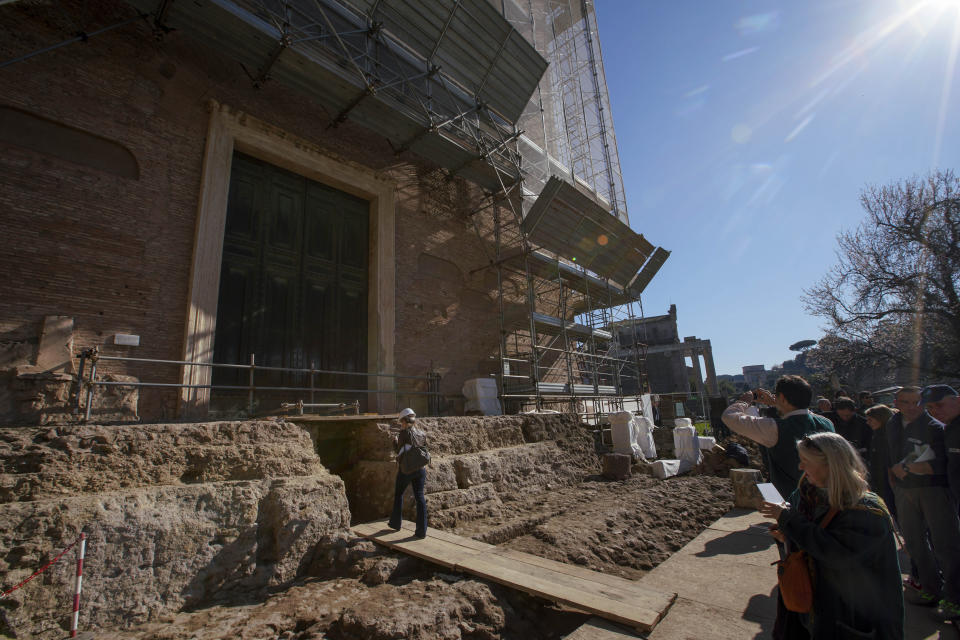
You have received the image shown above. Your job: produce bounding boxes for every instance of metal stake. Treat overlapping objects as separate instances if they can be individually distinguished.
[248,354,255,415]
[73,351,86,415]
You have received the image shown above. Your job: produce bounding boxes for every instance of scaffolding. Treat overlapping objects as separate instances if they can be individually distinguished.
[478,176,667,424]
[121,0,549,193]
[123,0,673,422]
[4,0,672,421]
[472,0,671,424]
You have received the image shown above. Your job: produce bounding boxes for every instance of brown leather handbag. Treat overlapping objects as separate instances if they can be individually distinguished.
[774,507,838,613]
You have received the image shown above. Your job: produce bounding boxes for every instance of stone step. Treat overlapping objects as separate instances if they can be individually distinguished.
[0,421,322,502]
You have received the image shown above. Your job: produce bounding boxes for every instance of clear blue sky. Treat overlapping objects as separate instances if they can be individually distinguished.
[595,0,960,376]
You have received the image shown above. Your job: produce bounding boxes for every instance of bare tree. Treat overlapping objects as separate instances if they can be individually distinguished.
[804,170,960,382]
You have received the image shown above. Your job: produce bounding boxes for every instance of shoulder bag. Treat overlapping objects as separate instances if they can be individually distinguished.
[774,507,838,613]
[399,428,431,474]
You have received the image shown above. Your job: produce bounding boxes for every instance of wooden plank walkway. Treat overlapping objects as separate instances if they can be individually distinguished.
[563,617,644,639]
[351,519,676,632]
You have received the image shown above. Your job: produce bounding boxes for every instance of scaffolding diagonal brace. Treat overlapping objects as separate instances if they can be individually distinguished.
[252,32,291,88]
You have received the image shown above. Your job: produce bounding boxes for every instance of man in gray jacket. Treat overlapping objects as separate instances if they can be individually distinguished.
[887,386,960,619]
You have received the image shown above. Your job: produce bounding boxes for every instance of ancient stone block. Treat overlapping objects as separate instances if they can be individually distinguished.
[424,458,458,494]
[453,456,483,489]
[602,453,632,480]
[652,426,675,458]
[730,468,764,508]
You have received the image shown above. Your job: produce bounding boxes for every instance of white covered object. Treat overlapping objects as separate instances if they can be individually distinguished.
[610,411,642,458]
[674,417,692,428]
[673,425,702,473]
[462,377,502,415]
[610,411,658,460]
[652,459,681,479]
[634,415,657,459]
[697,436,717,450]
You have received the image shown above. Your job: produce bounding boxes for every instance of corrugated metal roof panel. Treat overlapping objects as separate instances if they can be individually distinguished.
[627,247,671,296]
[521,176,659,288]
[346,0,547,122]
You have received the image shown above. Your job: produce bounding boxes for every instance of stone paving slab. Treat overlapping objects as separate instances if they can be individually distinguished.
[642,552,779,620]
[640,507,958,640]
[677,527,780,569]
[647,597,775,640]
[705,508,773,534]
[637,509,779,639]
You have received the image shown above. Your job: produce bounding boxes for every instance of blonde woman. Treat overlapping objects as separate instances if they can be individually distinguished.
[760,431,903,639]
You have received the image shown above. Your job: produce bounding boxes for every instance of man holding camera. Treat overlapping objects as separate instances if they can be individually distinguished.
[887,386,960,618]
[722,374,835,499]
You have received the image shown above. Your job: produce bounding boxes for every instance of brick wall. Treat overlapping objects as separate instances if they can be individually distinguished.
[0,0,512,421]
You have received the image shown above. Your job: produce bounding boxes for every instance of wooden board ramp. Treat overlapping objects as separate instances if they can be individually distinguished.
[563,617,644,639]
[351,520,676,632]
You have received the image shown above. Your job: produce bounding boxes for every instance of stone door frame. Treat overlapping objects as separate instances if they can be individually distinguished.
[180,101,395,416]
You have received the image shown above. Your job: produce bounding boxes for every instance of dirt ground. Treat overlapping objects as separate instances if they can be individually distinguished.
[457,473,734,580]
[94,473,733,640]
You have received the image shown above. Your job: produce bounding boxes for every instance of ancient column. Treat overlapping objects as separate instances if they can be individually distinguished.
[703,342,720,395]
[689,348,706,398]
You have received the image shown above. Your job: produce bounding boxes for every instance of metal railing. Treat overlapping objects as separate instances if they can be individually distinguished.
[74,347,442,421]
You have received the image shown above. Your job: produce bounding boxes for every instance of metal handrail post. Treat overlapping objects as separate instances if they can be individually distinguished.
[309,360,316,405]
[84,356,98,423]
[73,351,86,415]
[247,354,255,415]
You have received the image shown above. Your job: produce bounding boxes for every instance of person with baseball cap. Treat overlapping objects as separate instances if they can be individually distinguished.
[888,386,960,620]
[379,408,428,538]
[922,385,960,507]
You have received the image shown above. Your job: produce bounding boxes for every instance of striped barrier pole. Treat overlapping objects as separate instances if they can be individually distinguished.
[70,533,86,638]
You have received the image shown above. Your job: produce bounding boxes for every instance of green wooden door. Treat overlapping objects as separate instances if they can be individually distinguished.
[212,152,369,406]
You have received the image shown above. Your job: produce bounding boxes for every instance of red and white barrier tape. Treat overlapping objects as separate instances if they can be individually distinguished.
[70,533,86,638]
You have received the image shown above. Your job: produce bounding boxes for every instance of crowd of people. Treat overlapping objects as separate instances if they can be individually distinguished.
[723,375,960,638]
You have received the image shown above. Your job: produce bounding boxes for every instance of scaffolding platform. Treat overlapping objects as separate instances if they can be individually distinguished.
[499,248,631,304]
[351,520,676,632]
[529,312,612,341]
[503,382,617,396]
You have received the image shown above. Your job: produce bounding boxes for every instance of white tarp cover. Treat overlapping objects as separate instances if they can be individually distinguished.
[463,378,502,415]
[698,436,717,450]
[634,415,657,459]
[610,411,642,459]
[673,425,702,473]
[610,412,658,460]
[652,459,681,479]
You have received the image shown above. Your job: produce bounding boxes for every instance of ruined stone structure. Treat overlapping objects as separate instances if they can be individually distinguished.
[742,365,767,389]
[609,305,719,397]
[0,0,665,424]
[0,414,596,636]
